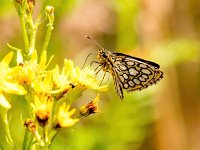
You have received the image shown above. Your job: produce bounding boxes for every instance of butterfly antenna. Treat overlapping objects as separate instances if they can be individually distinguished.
[82,52,97,68]
[85,36,104,49]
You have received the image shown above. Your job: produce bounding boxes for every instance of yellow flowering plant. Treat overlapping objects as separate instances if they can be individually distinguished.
[0,0,107,149]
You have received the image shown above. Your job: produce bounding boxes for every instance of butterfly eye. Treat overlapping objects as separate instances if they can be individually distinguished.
[102,53,108,58]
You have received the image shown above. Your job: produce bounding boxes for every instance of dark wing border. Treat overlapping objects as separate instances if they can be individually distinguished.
[113,52,160,68]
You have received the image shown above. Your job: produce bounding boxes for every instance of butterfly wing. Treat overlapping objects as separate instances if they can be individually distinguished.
[110,53,163,93]
[96,48,163,99]
[110,69,124,99]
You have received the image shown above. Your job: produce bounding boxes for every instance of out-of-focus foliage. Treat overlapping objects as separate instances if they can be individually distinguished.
[152,39,200,67]
[112,0,140,49]
[0,0,200,150]
[50,90,155,150]
[0,0,13,15]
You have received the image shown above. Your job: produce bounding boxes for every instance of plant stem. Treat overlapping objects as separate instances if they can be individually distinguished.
[26,133,34,150]
[41,14,54,55]
[28,23,38,55]
[2,111,16,149]
[47,129,57,149]
[22,129,28,150]
[19,14,29,52]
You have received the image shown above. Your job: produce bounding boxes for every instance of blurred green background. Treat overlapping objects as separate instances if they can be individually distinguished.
[0,0,200,150]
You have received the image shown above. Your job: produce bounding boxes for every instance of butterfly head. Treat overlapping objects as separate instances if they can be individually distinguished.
[97,48,113,72]
[98,48,108,59]
[85,36,109,59]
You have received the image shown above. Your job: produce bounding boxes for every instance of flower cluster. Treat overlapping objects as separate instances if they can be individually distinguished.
[0,0,108,149]
[1,49,107,147]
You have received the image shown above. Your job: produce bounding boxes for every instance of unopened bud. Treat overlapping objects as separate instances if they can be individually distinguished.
[27,0,35,12]
[35,104,50,127]
[24,119,36,133]
[45,6,54,15]
[80,94,100,117]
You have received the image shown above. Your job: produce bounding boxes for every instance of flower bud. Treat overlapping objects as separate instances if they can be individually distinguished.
[24,119,37,133]
[27,0,35,12]
[79,94,100,117]
[45,6,54,15]
[35,104,50,127]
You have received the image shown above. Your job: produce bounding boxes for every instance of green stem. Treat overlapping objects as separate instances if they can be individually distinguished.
[47,129,58,149]
[22,129,28,150]
[41,16,54,56]
[34,131,45,147]
[19,14,29,52]
[7,43,22,51]
[2,112,16,149]
[26,134,34,150]
[28,23,38,55]
[26,3,40,57]
[43,125,49,143]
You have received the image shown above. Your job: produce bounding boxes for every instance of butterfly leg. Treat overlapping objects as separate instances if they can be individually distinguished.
[99,71,107,85]
[82,52,97,68]
[95,67,102,76]
[106,73,110,85]
[90,61,99,67]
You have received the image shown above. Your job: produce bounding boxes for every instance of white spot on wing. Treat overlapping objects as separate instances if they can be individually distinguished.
[142,74,148,79]
[124,83,129,89]
[123,74,129,79]
[128,81,135,87]
[119,65,127,71]
[141,69,151,75]
[139,64,148,68]
[119,76,125,82]
[129,68,138,76]
[139,76,145,82]
[126,61,134,66]
[133,79,140,84]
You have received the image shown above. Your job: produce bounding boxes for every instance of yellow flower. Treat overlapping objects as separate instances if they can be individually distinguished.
[0,52,26,108]
[51,59,107,101]
[53,59,107,90]
[52,65,70,89]
[32,71,53,95]
[9,62,37,85]
[80,94,100,117]
[54,103,79,128]
[32,95,53,127]
[10,50,53,85]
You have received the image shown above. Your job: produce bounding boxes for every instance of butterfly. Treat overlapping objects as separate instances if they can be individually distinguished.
[85,36,163,99]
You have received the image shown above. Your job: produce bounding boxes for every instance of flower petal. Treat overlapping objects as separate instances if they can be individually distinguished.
[1,52,13,65]
[1,81,27,95]
[39,50,47,70]
[17,50,23,65]
[55,103,79,128]
[30,49,38,64]
[0,92,11,109]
